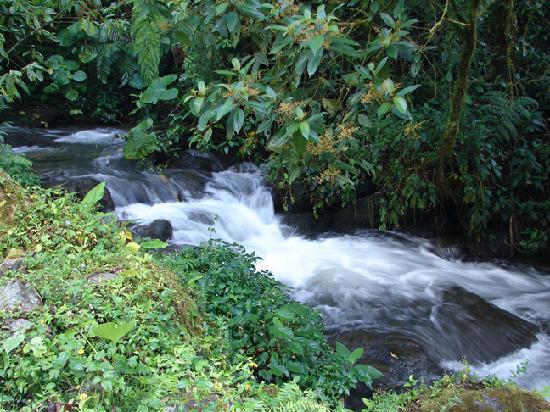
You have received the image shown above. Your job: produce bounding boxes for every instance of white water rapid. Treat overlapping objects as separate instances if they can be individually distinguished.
[5,126,550,395]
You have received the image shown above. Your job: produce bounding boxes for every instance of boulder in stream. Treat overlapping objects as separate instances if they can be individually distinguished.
[131,219,173,242]
[331,330,442,410]
[432,286,539,363]
[42,173,115,211]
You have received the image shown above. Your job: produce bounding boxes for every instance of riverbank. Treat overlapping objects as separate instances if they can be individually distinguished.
[0,171,366,410]
[2,165,549,411]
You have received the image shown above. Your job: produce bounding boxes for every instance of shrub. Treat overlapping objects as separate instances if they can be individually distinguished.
[160,241,382,402]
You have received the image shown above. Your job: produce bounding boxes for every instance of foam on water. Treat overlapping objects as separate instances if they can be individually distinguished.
[54,128,123,144]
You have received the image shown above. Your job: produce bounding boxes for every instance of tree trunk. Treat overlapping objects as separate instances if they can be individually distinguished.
[504,0,517,95]
[439,0,482,170]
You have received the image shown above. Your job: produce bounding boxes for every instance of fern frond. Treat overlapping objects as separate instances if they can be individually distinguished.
[131,0,162,84]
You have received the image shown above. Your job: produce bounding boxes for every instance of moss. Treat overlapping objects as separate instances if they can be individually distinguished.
[417,384,550,412]
[0,171,27,239]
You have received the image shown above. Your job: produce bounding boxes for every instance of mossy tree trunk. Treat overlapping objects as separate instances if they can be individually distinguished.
[503,0,517,95]
[439,0,482,172]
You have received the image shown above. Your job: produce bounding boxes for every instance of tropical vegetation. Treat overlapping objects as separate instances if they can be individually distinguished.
[1,0,548,254]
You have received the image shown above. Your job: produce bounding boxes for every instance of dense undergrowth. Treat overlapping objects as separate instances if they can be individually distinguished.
[1,0,548,255]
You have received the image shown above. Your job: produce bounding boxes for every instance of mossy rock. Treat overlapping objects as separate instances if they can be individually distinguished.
[0,171,27,232]
[416,384,550,412]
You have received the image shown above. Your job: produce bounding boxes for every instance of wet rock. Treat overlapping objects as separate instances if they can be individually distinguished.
[150,243,197,256]
[331,330,442,410]
[272,186,312,214]
[433,287,539,363]
[0,258,24,277]
[42,173,114,211]
[131,220,173,242]
[0,280,42,314]
[330,195,380,231]
[168,150,224,173]
[4,318,33,335]
[87,272,118,285]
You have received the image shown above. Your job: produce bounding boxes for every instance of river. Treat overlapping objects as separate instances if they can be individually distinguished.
[4,126,550,397]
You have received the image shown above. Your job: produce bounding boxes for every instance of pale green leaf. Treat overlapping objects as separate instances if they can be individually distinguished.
[3,333,25,354]
[393,96,408,114]
[81,182,105,206]
[90,321,134,343]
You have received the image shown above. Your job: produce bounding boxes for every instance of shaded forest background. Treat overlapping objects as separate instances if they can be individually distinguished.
[1,0,548,255]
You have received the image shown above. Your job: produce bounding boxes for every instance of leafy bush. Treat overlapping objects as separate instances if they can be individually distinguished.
[160,241,382,402]
[0,127,39,187]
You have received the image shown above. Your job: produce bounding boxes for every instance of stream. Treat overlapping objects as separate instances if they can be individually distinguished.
[4,126,550,398]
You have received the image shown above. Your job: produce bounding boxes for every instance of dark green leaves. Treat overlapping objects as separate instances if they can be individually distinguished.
[139,75,178,105]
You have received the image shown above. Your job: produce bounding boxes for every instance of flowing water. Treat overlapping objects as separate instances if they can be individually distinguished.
[4,126,550,395]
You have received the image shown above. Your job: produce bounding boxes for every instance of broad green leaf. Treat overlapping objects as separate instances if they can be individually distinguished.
[216,98,235,120]
[293,134,307,156]
[380,13,396,28]
[349,347,364,363]
[357,114,371,127]
[268,319,295,340]
[193,96,204,114]
[72,70,87,82]
[307,49,323,76]
[226,12,240,33]
[356,364,384,380]
[90,321,134,343]
[159,88,178,101]
[215,2,228,15]
[308,35,324,54]
[336,342,351,359]
[393,96,408,114]
[65,89,78,101]
[233,108,245,133]
[81,182,105,206]
[140,239,168,249]
[396,84,420,97]
[295,51,309,77]
[198,80,206,94]
[386,44,398,59]
[299,121,310,138]
[3,333,25,354]
[377,102,391,116]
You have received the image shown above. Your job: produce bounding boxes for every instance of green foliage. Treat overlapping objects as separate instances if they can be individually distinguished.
[160,241,382,402]
[81,181,105,207]
[0,0,548,255]
[455,91,548,250]
[0,180,338,411]
[0,126,39,187]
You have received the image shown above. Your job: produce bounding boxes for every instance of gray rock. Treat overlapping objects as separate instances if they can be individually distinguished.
[432,286,539,363]
[332,330,442,410]
[42,173,115,211]
[0,258,24,276]
[5,318,33,334]
[0,280,42,313]
[131,219,173,242]
[87,272,118,285]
